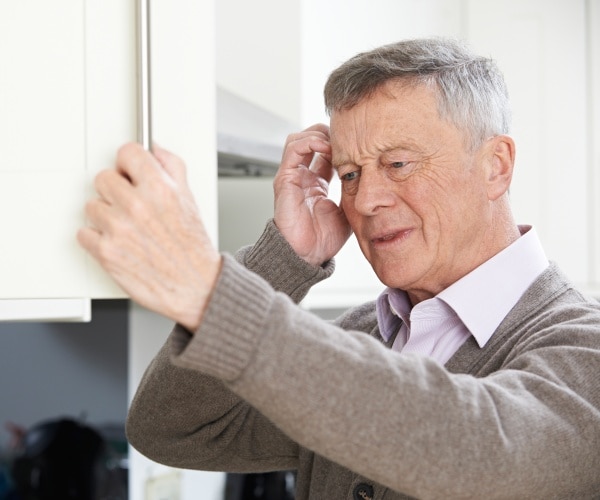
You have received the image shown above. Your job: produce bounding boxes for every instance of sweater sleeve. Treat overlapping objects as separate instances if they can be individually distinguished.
[234,219,335,303]
[126,332,301,473]
[164,257,600,499]
[126,220,333,472]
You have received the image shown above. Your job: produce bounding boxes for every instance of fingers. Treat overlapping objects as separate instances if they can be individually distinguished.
[283,123,330,149]
[78,195,138,272]
[94,169,135,208]
[310,151,335,184]
[76,225,102,261]
[114,142,188,187]
[115,142,161,186]
[93,142,191,212]
[280,123,331,172]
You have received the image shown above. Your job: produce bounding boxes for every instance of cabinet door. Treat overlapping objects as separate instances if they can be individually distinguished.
[0,1,218,308]
[466,0,590,288]
[0,1,135,301]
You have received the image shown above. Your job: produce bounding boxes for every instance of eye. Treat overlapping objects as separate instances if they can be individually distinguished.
[386,159,417,181]
[341,170,359,182]
[339,169,360,195]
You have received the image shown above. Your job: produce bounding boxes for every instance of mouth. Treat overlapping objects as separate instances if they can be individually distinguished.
[370,228,413,246]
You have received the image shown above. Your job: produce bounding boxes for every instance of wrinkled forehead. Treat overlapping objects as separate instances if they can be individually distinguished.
[330,81,439,136]
[329,79,471,161]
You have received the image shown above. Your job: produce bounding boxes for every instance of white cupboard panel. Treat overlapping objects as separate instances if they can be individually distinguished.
[0,299,91,322]
[0,2,85,174]
[0,172,88,298]
[150,0,218,244]
[0,1,136,301]
[83,0,137,298]
[85,0,137,180]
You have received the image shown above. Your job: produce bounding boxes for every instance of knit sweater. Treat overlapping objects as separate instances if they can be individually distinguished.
[126,221,600,499]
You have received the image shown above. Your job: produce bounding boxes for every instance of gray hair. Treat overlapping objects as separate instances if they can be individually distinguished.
[324,37,511,150]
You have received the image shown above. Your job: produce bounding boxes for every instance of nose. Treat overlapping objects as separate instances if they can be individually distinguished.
[352,167,396,215]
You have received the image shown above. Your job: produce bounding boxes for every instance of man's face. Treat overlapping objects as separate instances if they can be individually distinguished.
[330,81,495,304]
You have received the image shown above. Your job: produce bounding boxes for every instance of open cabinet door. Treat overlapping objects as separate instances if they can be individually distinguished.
[0,0,218,319]
[0,1,136,319]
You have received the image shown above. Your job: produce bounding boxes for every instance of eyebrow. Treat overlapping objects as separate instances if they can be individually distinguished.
[331,142,422,171]
[331,157,353,170]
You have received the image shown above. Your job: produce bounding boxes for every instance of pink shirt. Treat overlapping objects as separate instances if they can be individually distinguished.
[376,226,549,365]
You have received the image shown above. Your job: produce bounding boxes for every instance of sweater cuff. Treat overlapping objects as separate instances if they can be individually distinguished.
[237,219,335,303]
[170,254,278,382]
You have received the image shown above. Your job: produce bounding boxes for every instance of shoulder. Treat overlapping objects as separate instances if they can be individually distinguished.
[505,262,600,334]
[492,264,600,369]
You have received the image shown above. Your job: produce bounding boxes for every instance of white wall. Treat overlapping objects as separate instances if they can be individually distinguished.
[299,0,463,126]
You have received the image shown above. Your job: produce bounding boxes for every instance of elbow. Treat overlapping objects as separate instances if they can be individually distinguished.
[125,402,220,470]
[125,403,164,462]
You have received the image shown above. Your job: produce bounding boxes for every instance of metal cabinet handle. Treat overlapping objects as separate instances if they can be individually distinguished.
[137,0,152,150]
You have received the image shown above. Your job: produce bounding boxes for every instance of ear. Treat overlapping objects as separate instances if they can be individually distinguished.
[484,135,515,201]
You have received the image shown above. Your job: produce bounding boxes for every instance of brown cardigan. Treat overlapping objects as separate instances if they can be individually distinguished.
[127,221,600,499]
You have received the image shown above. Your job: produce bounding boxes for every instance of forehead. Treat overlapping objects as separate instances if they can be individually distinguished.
[329,81,463,165]
[330,81,440,134]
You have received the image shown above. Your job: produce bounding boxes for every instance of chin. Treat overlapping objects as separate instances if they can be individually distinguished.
[375,268,413,291]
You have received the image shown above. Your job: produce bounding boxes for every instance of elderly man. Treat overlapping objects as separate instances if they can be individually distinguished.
[78,38,600,498]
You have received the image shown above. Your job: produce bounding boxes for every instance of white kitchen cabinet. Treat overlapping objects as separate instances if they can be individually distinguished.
[0,1,218,315]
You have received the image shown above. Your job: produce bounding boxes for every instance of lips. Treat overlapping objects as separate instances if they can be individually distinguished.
[375,233,397,243]
[370,228,412,245]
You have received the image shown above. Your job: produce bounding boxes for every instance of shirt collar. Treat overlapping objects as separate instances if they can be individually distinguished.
[376,288,410,343]
[376,226,549,347]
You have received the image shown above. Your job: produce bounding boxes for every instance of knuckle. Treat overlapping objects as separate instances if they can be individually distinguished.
[93,169,112,190]
[83,199,97,218]
[127,197,150,221]
[96,238,122,271]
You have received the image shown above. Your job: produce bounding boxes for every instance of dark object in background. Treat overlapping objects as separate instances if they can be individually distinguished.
[10,418,123,500]
[225,471,295,500]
